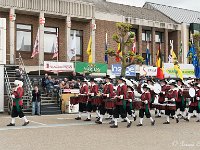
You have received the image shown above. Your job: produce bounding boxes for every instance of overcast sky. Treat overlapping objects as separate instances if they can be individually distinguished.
[107,0,200,12]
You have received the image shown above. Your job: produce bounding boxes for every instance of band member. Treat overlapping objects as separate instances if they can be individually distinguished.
[95,75,114,124]
[163,82,179,124]
[176,79,186,119]
[156,79,170,118]
[75,79,88,120]
[185,83,200,122]
[85,78,99,121]
[111,77,132,128]
[137,84,155,126]
[147,79,155,110]
[7,80,29,126]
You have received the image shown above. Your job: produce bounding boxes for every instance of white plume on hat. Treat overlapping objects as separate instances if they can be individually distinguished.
[14,80,20,86]
[130,79,138,86]
[18,81,23,87]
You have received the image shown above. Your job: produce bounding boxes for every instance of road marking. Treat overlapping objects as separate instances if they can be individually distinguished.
[29,120,47,126]
[0,122,95,131]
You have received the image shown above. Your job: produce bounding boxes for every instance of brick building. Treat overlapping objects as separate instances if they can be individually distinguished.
[0,0,182,72]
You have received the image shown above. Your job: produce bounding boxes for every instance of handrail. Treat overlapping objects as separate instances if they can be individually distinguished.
[4,67,13,103]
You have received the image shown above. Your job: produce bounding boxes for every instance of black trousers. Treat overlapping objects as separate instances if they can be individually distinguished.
[176,101,185,112]
[11,106,25,118]
[139,109,151,118]
[86,101,97,112]
[79,103,86,112]
[113,105,127,119]
[99,102,113,115]
[188,106,200,113]
[126,106,133,116]
[165,110,175,116]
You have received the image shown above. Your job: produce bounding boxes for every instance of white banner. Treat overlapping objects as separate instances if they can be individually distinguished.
[0,18,6,65]
[164,63,195,78]
[44,61,74,72]
[140,66,157,76]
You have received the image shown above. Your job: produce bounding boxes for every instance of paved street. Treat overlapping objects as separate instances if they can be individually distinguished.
[0,112,200,150]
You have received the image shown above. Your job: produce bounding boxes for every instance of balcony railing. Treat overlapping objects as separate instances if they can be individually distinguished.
[0,0,95,18]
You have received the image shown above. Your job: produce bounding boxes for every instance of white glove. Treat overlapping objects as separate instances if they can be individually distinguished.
[120,95,123,99]
[11,94,15,98]
[144,100,148,104]
[162,92,165,94]
[107,94,109,98]
[197,97,200,101]
[189,101,191,105]
[91,93,94,96]
[164,98,168,102]
[129,99,132,102]
[171,98,175,102]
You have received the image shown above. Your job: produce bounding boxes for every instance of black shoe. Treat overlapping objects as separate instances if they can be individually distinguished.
[180,116,184,119]
[191,115,197,118]
[136,124,143,127]
[121,119,127,122]
[177,114,182,117]
[196,120,200,122]
[170,116,174,119]
[95,120,102,124]
[155,110,158,115]
[7,123,15,126]
[155,115,161,118]
[75,117,81,120]
[133,116,137,121]
[84,118,91,121]
[176,118,179,123]
[163,121,170,124]
[110,125,118,128]
[109,120,114,124]
[22,121,29,126]
[127,121,132,128]
[184,118,189,122]
[96,117,100,121]
[151,120,155,126]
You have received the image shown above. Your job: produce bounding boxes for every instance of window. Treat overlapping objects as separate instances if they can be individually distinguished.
[16,24,32,51]
[70,30,83,61]
[130,28,137,41]
[142,30,151,41]
[155,32,164,43]
[44,27,58,53]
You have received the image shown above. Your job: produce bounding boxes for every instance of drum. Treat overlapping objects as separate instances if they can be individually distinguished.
[78,95,88,103]
[132,100,143,110]
[182,89,190,98]
[105,99,115,109]
[152,103,166,110]
[91,96,103,105]
[166,104,176,111]
[70,96,79,105]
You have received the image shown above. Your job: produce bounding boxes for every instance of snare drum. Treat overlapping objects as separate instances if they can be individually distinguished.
[70,96,79,105]
[91,96,103,105]
[132,100,143,110]
[78,95,88,103]
[105,99,115,109]
[152,103,166,110]
[166,104,176,111]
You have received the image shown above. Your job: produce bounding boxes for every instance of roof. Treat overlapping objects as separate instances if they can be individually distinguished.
[72,0,176,23]
[143,2,200,24]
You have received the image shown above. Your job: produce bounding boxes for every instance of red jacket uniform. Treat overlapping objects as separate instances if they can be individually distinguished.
[190,89,200,107]
[166,89,178,103]
[126,91,134,106]
[177,88,183,102]
[159,85,170,103]
[116,84,127,105]
[103,83,114,98]
[12,87,24,106]
[88,84,99,101]
[141,92,151,109]
[80,84,88,94]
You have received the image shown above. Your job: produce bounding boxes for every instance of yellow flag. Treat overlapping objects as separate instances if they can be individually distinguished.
[87,36,92,63]
[171,48,177,62]
[174,64,183,80]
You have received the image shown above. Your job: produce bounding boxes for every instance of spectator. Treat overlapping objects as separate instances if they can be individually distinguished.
[45,76,54,94]
[42,73,48,91]
[15,67,24,81]
[31,86,41,116]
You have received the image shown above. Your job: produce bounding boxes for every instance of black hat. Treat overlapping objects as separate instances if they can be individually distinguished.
[81,78,88,82]
[127,85,134,91]
[147,78,155,84]
[89,78,95,82]
[160,79,167,84]
[169,82,178,87]
[142,84,150,89]
[118,76,126,82]
[104,75,112,80]
[176,79,184,85]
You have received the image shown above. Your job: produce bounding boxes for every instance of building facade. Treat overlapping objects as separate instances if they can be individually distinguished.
[0,0,182,72]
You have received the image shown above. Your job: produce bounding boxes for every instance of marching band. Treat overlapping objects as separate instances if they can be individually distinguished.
[70,76,200,128]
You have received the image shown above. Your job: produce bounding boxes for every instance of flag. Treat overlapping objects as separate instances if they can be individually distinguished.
[156,44,164,79]
[145,42,150,65]
[31,29,39,58]
[115,43,122,62]
[87,36,92,63]
[179,41,183,56]
[174,63,183,80]
[169,40,177,63]
[132,36,136,53]
[52,36,58,59]
[105,33,108,64]
[68,32,76,61]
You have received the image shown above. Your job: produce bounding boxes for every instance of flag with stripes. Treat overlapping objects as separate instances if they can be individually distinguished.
[31,29,39,58]
[52,35,58,59]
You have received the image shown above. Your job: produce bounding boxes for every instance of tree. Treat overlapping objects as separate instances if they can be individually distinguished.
[106,23,144,76]
[193,33,200,60]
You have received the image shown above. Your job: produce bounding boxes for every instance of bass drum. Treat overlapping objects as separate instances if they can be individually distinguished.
[154,83,161,94]
[189,88,196,98]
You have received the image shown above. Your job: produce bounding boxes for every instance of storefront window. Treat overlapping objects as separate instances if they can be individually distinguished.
[44,27,58,53]
[142,30,151,41]
[155,32,164,43]
[70,30,83,61]
[16,24,32,51]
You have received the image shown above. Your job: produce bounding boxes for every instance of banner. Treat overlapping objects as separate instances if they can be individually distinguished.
[140,66,157,76]
[164,63,195,78]
[75,62,107,73]
[111,64,136,76]
[44,61,74,72]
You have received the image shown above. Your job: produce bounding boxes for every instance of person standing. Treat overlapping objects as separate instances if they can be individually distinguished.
[31,86,41,116]
[7,80,29,126]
